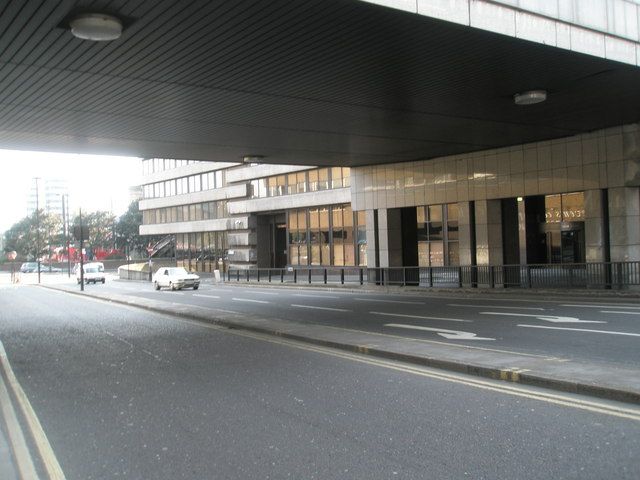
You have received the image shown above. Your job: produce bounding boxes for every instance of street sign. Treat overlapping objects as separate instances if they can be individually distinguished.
[72,225,90,240]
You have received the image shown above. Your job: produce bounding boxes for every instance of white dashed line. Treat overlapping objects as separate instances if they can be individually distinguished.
[354,298,424,305]
[600,310,640,315]
[370,311,472,323]
[232,298,270,304]
[447,304,544,311]
[518,324,640,337]
[290,304,350,312]
[293,294,340,299]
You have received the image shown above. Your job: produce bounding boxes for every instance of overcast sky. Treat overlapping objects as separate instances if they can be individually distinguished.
[0,150,141,233]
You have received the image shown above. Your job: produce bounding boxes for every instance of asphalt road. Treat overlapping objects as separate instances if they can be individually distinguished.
[0,284,639,479]
[62,278,640,369]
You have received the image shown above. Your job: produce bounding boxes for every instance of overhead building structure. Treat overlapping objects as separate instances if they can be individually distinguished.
[2,0,640,281]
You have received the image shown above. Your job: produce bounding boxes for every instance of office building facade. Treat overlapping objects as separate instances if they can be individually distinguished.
[139,122,639,273]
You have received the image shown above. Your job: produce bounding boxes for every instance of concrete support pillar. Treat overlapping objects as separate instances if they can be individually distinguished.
[457,201,474,266]
[376,208,403,268]
[584,189,607,263]
[608,187,640,262]
[365,210,377,268]
[474,199,503,266]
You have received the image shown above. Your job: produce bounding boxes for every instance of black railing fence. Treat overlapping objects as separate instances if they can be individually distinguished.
[227,262,640,289]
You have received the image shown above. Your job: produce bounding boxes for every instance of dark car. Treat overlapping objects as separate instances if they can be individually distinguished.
[20,262,38,273]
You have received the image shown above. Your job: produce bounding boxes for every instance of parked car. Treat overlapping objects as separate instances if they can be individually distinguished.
[42,264,63,273]
[75,262,106,284]
[20,262,38,273]
[153,267,200,291]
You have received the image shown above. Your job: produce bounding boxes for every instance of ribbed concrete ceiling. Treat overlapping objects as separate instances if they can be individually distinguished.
[0,0,639,166]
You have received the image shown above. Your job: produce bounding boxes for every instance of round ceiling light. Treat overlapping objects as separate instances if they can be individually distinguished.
[70,13,122,41]
[514,90,547,105]
[242,155,265,164]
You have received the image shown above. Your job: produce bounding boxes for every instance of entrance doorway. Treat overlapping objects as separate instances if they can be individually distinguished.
[257,214,287,268]
[543,223,585,264]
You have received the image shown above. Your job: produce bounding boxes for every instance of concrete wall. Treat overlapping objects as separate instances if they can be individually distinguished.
[360,0,640,66]
[353,123,640,266]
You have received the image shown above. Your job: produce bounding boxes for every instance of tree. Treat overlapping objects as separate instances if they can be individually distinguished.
[71,210,116,251]
[114,201,159,257]
[3,210,62,260]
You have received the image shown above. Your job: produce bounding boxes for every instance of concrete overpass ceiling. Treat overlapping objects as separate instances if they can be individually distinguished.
[0,0,639,166]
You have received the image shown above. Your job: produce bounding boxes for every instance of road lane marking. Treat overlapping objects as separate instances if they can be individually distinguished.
[384,323,495,340]
[175,322,640,420]
[480,312,605,324]
[193,294,221,299]
[290,304,350,312]
[354,298,424,305]
[370,311,471,323]
[246,290,280,296]
[562,304,640,310]
[600,310,640,315]
[232,297,270,304]
[293,294,340,299]
[0,340,65,479]
[518,324,640,337]
[448,304,544,311]
[0,360,39,479]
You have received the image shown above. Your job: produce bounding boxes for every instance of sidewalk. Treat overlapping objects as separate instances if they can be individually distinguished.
[45,283,640,405]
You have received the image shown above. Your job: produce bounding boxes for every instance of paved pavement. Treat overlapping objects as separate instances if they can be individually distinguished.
[1,284,639,479]
[41,276,640,404]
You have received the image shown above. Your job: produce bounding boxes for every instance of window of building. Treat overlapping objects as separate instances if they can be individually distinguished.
[356,210,367,266]
[286,204,358,267]
[287,173,298,195]
[317,168,329,191]
[417,203,458,267]
[447,203,459,266]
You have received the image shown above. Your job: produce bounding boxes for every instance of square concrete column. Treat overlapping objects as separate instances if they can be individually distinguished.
[584,189,607,263]
[457,201,474,266]
[365,209,377,268]
[474,199,503,266]
[376,208,403,268]
[608,187,640,262]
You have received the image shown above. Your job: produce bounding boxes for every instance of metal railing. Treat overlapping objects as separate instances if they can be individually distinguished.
[227,262,640,289]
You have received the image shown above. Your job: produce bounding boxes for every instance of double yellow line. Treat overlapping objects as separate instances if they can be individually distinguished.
[0,341,65,479]
[181,318,640,422]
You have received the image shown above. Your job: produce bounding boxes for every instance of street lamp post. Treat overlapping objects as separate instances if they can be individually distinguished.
[34,177,41,284]
[61,194,71,277]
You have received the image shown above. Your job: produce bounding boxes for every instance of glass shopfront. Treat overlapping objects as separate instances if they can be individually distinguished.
[417,203,459,267]
[524,192,586,264]
[287,204,366,267]
[175,231,228,273]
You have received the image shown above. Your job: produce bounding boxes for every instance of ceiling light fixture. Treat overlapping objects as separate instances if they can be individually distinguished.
[514,90,547,105]
[70,13,123,41]
[242,155,265,164]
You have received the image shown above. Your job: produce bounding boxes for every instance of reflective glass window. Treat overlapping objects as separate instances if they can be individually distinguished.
[545,195,561,223]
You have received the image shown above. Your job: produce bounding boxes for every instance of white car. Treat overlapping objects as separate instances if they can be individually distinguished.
[76,262,106,284]
[153,267,200,291]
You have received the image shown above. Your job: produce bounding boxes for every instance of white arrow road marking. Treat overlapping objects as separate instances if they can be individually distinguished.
[354,298,425,305]
[600,311,640,315]
[561,304,640,310]
[371,311,471,323]
[518,324,640,337]
[384,323,495,340]
[448,304,545,311]
[480,312,605,324]
[232,297,269,304]
[291,304,350,312]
